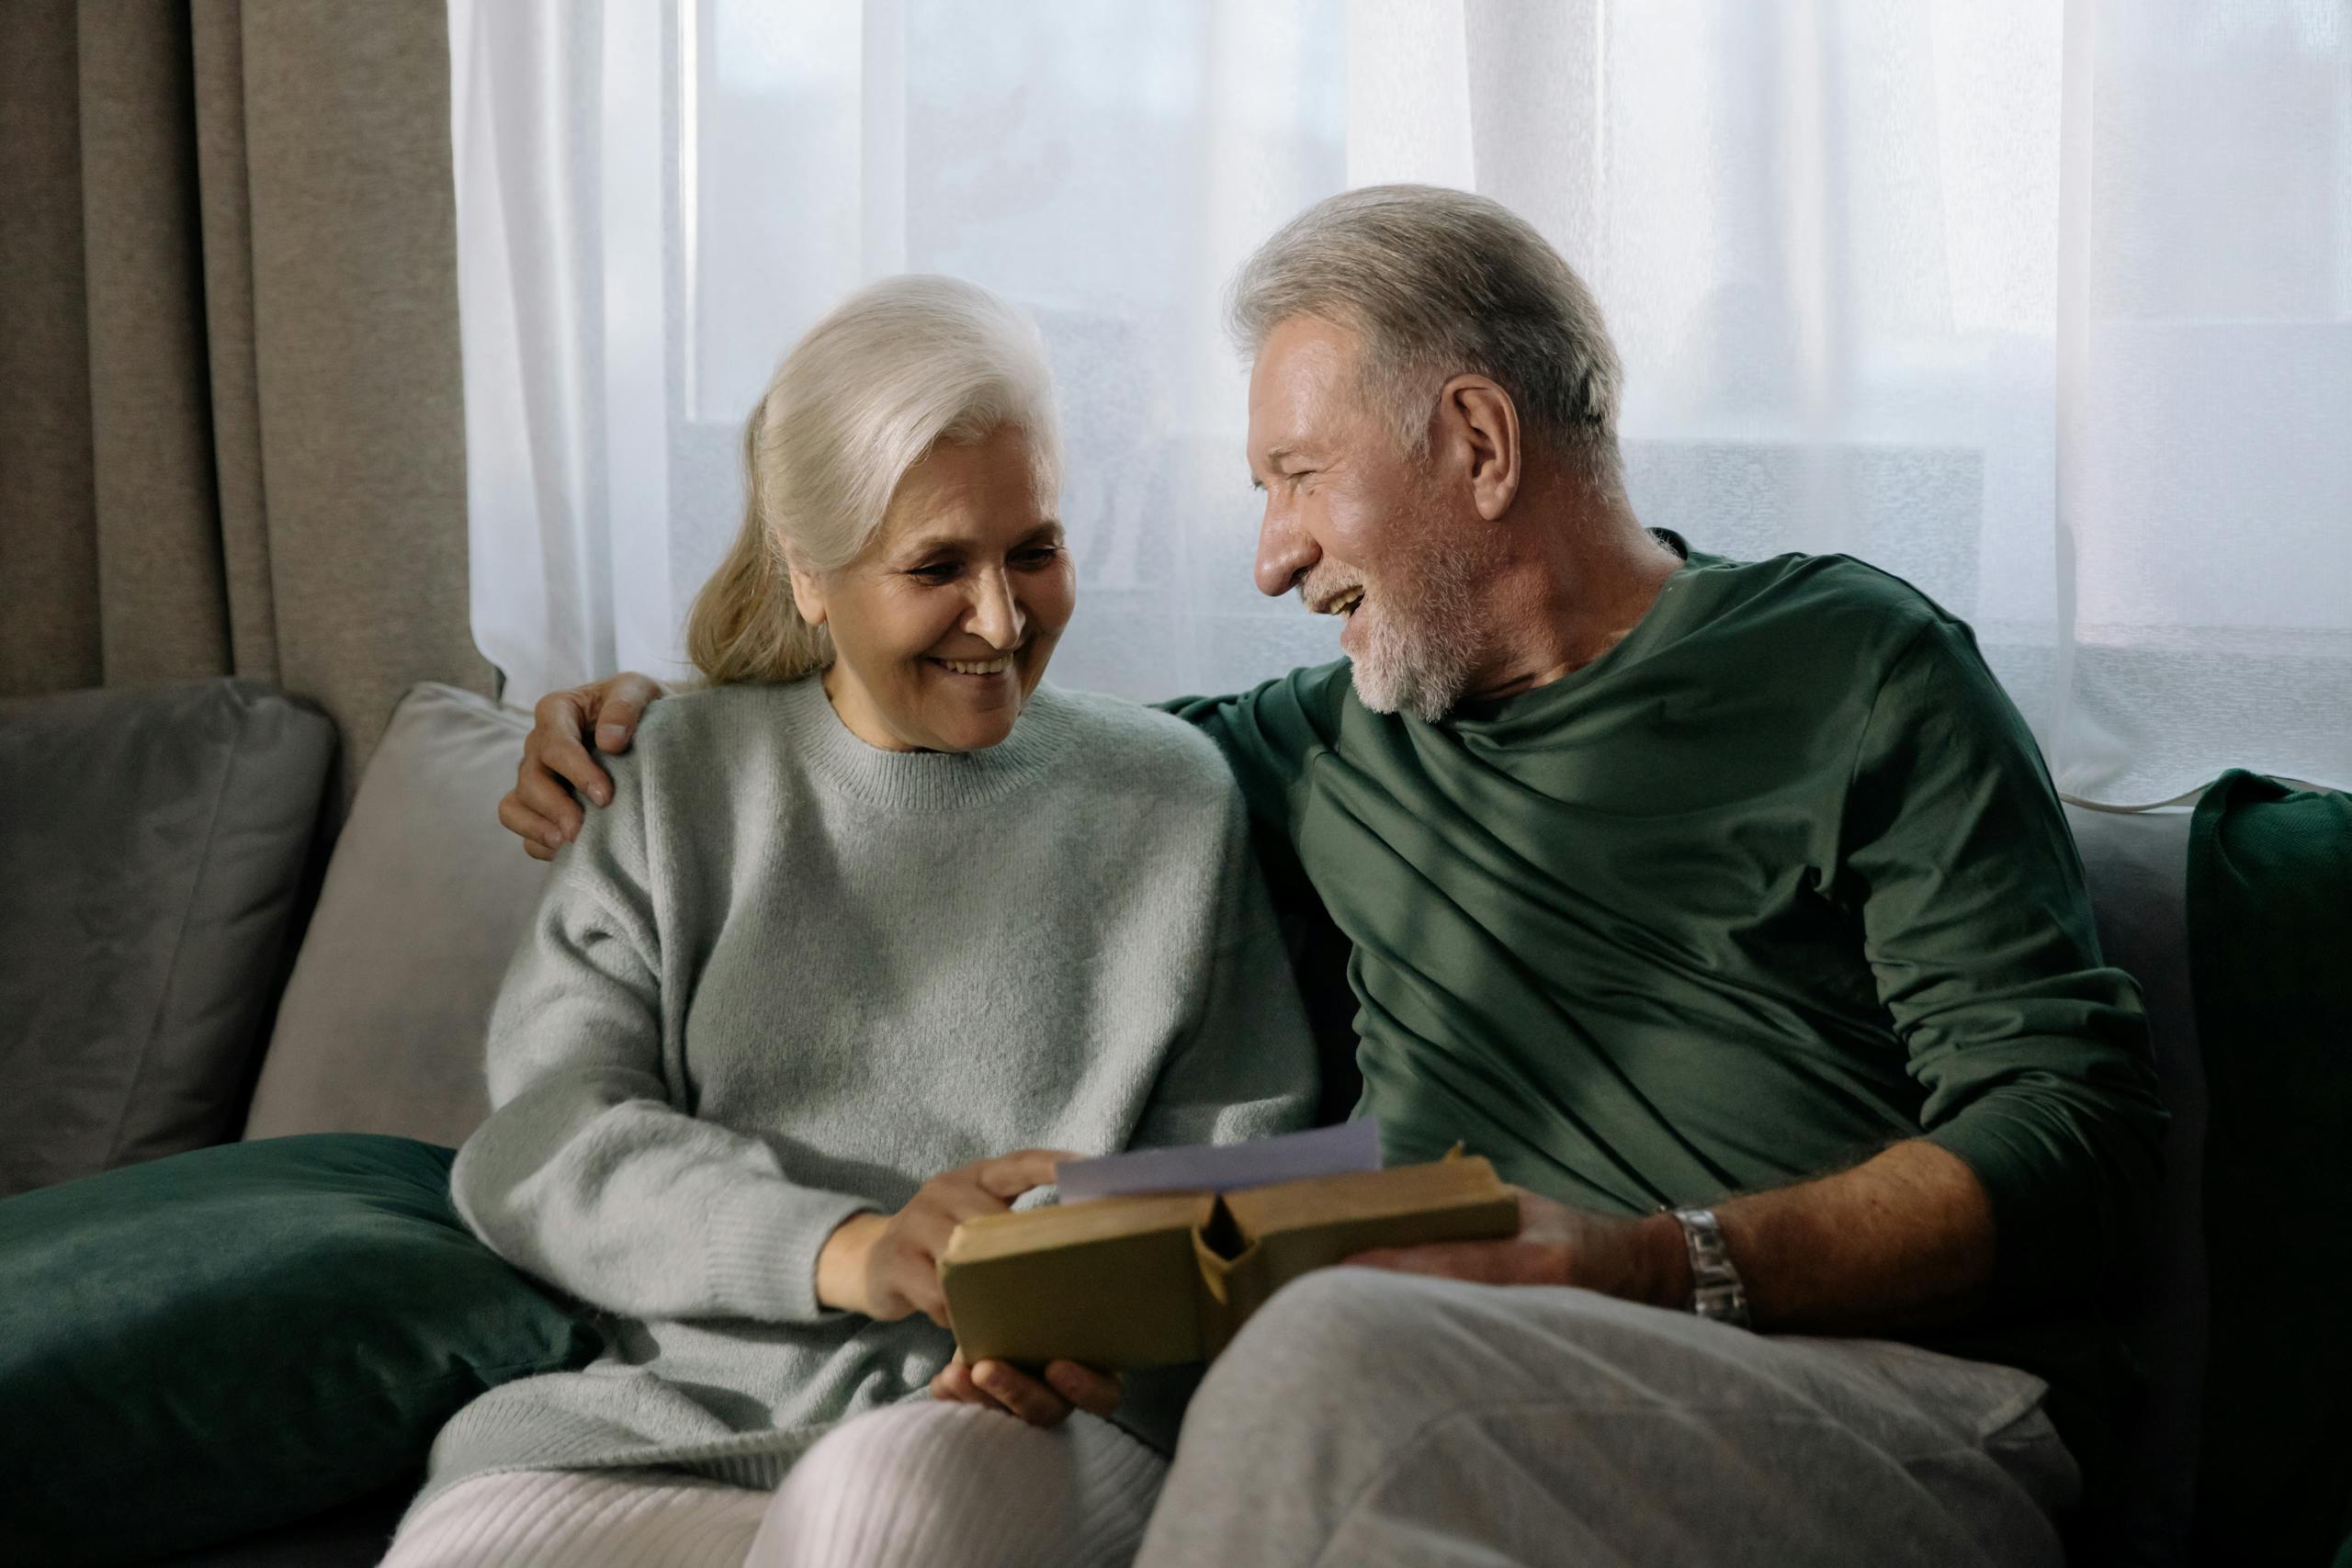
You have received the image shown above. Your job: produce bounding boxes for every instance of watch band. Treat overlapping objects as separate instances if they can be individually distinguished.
[1670,1207,1751,1328]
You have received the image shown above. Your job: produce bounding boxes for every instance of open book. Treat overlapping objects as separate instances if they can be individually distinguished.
[938,1125,1521,1369]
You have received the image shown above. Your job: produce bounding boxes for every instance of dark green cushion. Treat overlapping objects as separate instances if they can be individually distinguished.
[2187,771,2352,1566]
[0,1134,601,1566]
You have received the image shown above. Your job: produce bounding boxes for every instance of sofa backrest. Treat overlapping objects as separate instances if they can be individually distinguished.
[242,684,545,1149]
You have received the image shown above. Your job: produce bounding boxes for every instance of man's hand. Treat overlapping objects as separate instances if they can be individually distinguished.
[1347,1188,1691,1310]
[499,673,665,860]
[930,1351,1122,1430]
[1349,1144,1999,1336]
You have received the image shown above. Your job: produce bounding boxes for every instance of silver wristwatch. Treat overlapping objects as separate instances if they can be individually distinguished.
[1669,1207,1751,1328]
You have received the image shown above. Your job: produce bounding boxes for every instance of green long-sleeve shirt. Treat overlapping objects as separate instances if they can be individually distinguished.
[1164,544,2166,1440]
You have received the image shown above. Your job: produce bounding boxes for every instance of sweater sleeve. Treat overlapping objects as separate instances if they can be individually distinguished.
[451,755,876,1325]
[1128,789,1320,1151]
[1841,618,2168,1312]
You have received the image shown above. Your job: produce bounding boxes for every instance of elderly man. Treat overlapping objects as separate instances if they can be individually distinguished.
[501,186,2163,1564]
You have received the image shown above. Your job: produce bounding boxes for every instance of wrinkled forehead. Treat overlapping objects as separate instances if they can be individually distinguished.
[877,429,1058,550]
[1247,315,1374,456]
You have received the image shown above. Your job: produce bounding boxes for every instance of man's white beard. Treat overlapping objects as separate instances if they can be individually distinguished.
[1346,533,1488,723]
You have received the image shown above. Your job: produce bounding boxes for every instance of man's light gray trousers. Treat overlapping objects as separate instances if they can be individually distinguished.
[1132,1269,2080,1567]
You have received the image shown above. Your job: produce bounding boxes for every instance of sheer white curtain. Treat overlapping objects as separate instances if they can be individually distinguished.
[451,0,2351,804]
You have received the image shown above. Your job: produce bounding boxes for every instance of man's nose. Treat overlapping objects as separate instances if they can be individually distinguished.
[1254,502,1317,600]
[967,568,1027,648]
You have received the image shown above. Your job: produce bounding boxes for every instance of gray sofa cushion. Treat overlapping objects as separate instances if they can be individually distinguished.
[0,679,334,1197]
[243,683,548,1149]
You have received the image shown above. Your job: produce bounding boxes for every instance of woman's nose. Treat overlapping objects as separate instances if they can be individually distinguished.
[968,568,1026,648]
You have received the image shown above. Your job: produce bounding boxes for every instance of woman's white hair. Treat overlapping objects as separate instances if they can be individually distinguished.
[1226,185,1624,495]
[687,276,1062,685]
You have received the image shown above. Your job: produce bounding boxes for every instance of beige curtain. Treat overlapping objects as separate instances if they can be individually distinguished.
[0,0,492,804]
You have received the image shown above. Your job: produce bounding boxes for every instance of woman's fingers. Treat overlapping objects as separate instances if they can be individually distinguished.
[896,1198,973,1261]
[909,1278,952,1329]
[969,1359,1075,1427]
[889,1148,1091,1333]
[912,1183,1002,1228]
[975,1148,1082,1201]
[1042,1360,1122,1418]
[911,1168,1044,1231]
[930,1356,989,1406]
[864,1231,952,1326]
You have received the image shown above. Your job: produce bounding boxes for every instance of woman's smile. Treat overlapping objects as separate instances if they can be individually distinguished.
[929,652,1019,679]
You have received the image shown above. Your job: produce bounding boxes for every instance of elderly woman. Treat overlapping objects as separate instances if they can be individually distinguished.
[382,276,1315,1568]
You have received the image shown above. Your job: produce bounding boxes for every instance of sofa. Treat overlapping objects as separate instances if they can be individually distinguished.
[0,675,2337,1566]
[2,679,546,1566]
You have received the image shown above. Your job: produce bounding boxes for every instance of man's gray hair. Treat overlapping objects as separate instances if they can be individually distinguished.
[1227,185,1624,494]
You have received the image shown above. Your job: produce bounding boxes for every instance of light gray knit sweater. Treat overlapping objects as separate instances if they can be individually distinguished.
[416,676,1316,1510]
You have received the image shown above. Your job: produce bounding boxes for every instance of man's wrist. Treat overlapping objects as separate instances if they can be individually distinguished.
[1638,1211,1696,1310]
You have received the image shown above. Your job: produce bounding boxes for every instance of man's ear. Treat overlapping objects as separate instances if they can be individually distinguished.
[787,559,829,627]
[1441,375,1521,522]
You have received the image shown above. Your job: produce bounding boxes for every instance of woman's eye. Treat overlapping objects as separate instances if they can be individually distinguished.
[1013,547,1061,568]
[909,562,959,584]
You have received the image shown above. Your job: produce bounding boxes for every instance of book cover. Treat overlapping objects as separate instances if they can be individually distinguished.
[939,1132,1521,1369]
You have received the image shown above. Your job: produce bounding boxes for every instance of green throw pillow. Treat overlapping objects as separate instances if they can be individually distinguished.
[0,1133,601,1566]
[2187,771,2352,1565]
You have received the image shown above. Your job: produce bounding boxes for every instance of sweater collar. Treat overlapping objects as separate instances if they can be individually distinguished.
[780,672,1078,812]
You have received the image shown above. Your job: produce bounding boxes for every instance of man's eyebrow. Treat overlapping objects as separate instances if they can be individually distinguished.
[1249,445,1300,491]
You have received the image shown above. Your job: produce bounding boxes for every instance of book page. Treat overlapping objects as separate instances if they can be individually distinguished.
[1055,1119,1383,1202]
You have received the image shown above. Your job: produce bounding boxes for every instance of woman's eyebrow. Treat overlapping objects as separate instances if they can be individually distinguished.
[892,521,1061,559]
[893,532,967,559]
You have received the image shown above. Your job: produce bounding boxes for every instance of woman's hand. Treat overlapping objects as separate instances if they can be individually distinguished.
[931,1351,1122,1429]
[814,1149,1074,1325]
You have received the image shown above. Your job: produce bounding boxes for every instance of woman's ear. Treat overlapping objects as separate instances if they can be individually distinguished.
[788,560,829,628]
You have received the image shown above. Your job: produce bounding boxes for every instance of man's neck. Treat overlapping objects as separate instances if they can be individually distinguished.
[1463,490,1683,704]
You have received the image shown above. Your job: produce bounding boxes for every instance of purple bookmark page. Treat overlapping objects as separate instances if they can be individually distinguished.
[1055,1120,1383,1203]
